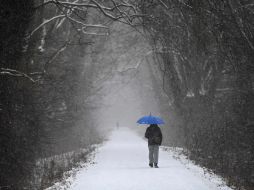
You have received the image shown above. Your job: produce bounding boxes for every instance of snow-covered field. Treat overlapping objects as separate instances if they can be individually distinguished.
[48,127,233,190]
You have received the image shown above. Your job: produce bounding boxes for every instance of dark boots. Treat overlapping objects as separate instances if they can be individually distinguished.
[154,163,159,168]
[149,163,159,168]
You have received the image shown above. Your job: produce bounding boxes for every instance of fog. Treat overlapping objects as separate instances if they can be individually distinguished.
[85,22,163,134]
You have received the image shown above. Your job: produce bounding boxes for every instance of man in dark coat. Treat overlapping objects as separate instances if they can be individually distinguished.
[145,124,162,168]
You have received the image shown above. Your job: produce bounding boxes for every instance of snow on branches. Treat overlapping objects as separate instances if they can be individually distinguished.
[32,0,140,37]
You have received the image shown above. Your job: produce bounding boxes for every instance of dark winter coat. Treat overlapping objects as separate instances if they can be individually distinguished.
[145,124,163,146]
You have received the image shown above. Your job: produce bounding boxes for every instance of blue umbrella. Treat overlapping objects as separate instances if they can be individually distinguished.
[137,114,165,125]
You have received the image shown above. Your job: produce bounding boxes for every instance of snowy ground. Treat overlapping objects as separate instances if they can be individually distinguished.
[50,127,233,190]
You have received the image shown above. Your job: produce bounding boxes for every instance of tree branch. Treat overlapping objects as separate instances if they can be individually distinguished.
[0,68,39,82]
[29,14,66,37]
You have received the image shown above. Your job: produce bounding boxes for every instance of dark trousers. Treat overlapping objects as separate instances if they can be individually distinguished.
[148,145,159,164]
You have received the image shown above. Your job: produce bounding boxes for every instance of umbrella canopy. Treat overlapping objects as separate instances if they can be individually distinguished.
[137,114,165,125]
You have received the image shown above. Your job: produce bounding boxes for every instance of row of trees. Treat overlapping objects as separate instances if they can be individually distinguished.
[0,0,140,189]
[138,0,254,189]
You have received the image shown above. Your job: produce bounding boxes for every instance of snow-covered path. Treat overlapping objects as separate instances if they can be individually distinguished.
[69,127,231,190]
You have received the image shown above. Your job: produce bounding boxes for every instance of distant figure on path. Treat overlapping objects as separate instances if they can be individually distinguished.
[145,124,163,168]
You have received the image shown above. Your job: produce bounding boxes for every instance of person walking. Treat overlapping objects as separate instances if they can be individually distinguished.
[145,124,163,168]
[116,121,119,130]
